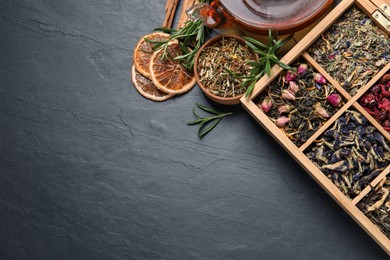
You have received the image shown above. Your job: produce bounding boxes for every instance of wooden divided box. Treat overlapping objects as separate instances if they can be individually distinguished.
[241,0,390,255]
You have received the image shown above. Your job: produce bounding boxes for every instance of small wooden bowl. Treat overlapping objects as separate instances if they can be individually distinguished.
[194,34,258,105]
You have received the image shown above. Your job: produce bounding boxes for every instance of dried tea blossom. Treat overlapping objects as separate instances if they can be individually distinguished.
[297,63,308,74]
[358,176,390,239]
[275,116,290,127]
[327,93,342,107]
[306,110,390,199]
[281,89,296,100]
[284,71,297,83]
[314,73,327,84]
[257,61,344,147]
[308,6,390,96]
[314,102,330,118]
[259,96,272,113]
[360,74,390,132]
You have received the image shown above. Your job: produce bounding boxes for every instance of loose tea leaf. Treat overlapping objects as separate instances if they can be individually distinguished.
[358,175,390,239]
[187,103,232,138]
[306,110,390,199]
[257,60,344,147]
[197,37,256,97]
[308,6,390,96]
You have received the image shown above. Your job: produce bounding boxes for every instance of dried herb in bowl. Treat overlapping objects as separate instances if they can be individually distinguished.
[196,36,256,98]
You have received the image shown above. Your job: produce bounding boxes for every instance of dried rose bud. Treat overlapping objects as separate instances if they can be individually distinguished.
[277,104,292,114]
[326,93,341,107]
[284,71,297,83]
[275,116,290,127]
[259,97,272,114]
[288,81,300,94]
[314,73,327,84]
[281,89,296,100]
[297,63,308,74]
[314,102,329,118]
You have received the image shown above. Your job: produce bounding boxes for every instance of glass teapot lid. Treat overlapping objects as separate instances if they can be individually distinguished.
[216,0,333,34]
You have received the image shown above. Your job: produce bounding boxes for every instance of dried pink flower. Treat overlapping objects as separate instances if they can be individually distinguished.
[284,71,297,83]
[314,73,327,84]
[314,102,329,118]
[281,89,296,100]
[326,93,341,107]
[259,97,272,114]
[297,63,308,74]
[277,104,292,114]
[275,116,290,127]
[288,81,299,94]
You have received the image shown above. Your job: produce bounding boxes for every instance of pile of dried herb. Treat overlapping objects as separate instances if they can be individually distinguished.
[257,61,343,147]
[306,110,390,199]
[359,73,390,132]
[197,37,256,97]
[308,6,390,96]
[358,175,390,239]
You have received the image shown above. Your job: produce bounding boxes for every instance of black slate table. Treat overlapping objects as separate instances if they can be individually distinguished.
[1,0,388,259]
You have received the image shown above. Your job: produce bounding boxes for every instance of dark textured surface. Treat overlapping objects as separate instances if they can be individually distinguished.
[0,0,388,259]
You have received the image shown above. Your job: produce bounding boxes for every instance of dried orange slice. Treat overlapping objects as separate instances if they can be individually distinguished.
[133,32,170,78]
[149,42,196,94]
[131,65,174,101]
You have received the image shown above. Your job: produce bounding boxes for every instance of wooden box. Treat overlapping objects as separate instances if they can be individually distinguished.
[241,0,390,255]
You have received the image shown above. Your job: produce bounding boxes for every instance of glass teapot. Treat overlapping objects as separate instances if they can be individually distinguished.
[188,0,334,35]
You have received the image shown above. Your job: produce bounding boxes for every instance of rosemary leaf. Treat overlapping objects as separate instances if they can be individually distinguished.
[188,103,232,138]
[199,117,223,138]
[196,103,220,115]
[232,30,295,97]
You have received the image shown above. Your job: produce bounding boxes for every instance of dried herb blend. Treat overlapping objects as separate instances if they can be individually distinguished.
[306,110,390,199]
[358,175,390,239]
[257,61,344,147]
[359,73,390,132]
[197,37,256,98]
[308,6,390,96]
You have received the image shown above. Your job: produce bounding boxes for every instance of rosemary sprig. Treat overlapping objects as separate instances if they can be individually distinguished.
[226,30,294,97]
[187,103,232,138]
[144,0,211,71]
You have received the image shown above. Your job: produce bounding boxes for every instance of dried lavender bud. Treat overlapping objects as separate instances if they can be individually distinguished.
[297,63,308,74]
[275,116,290,127]
[326,93,341,107]
[281,89,296,100]
[314,102,329,118]
[277,104,292,114]
[259,97,272,114]
[314,73,327,84]
[288,81,299,94]
[284,71,297,83]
